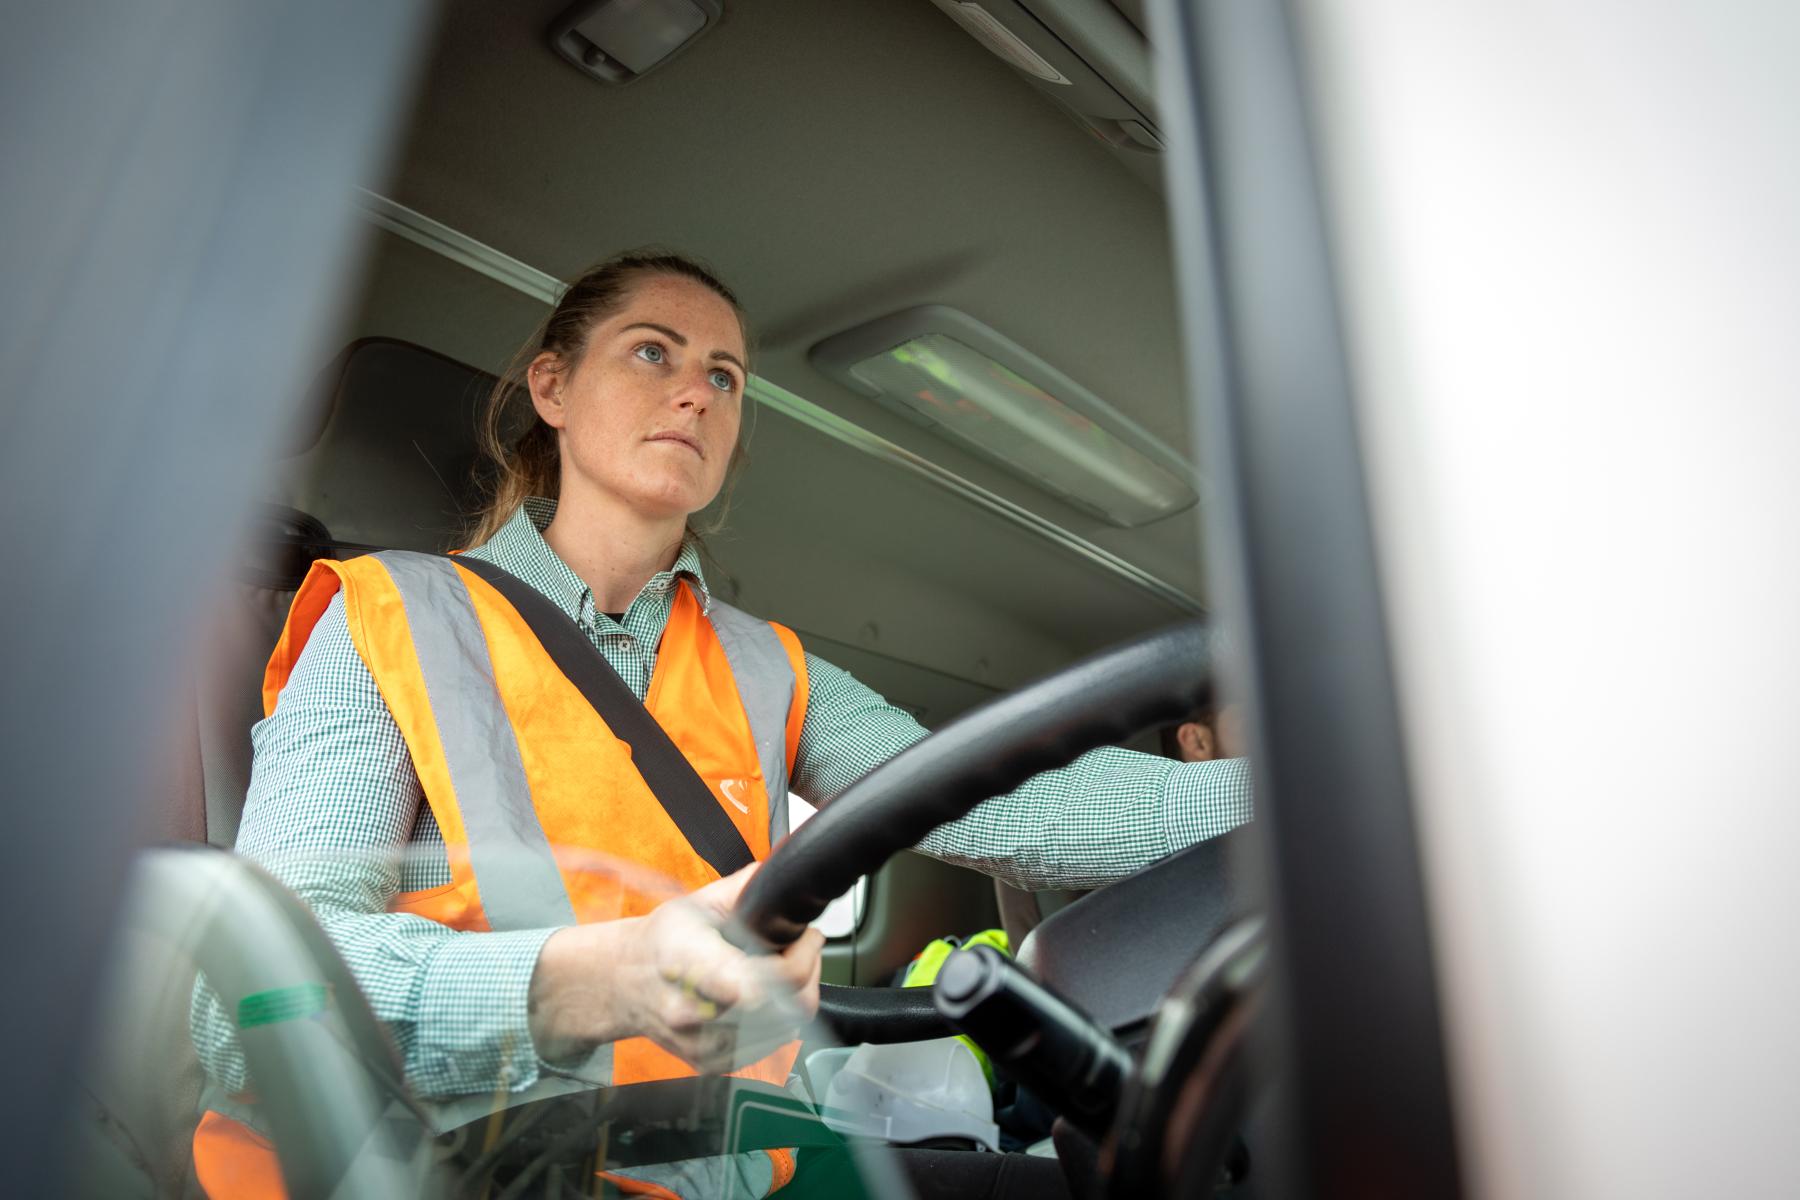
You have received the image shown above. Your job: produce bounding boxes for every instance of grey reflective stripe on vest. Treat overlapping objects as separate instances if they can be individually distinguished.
[705,597,798,846]
[378,552,614,1127]
[377,552,576,932]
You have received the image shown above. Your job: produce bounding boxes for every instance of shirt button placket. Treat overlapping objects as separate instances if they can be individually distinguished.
[626,640,645,696]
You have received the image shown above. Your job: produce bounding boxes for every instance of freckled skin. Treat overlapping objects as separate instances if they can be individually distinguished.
[535,274,746,523]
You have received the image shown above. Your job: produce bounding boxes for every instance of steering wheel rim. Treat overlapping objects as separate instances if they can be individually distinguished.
[735,621,1215,948]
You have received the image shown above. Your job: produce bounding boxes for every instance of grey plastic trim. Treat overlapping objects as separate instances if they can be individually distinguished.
[351,192,1204,616]
[1018,0,1158,115]
[8,7,428,1191]
[931,0,1162,159]
[353,189,565,306]
[1149,0,1462,1192]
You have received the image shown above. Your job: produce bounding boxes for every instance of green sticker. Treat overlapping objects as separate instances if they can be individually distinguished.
[237,983,329,1028]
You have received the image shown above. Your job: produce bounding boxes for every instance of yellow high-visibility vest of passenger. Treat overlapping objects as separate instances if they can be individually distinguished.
[901,928,1011,1086]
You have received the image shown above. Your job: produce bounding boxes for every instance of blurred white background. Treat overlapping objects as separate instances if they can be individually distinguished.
[1301,1,1800,1194]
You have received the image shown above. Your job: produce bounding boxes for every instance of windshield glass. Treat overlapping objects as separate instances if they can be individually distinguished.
[47,2,1224,1197]
[81,843,925,1198]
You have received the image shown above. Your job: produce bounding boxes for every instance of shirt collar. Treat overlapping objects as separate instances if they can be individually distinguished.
[469,497,711,621]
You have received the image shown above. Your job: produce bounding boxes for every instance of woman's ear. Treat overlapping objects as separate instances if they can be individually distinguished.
[528,352,567,430]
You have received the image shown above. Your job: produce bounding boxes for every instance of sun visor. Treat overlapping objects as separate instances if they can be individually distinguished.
[926,0,1162,153]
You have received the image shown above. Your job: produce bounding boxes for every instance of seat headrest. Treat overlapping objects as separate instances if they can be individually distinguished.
[242,505,336,591]
[276,339,503,553]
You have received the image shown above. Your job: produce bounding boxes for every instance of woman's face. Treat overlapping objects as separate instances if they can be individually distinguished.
[532,274,746,522]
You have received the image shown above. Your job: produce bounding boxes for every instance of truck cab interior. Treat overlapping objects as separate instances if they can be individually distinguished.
[79,3,1277,1196]
[21,0,1793,1198]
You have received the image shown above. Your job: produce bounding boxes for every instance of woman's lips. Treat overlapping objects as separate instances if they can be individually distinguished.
[647,430,703,458]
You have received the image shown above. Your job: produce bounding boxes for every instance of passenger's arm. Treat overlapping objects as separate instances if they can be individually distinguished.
[790,653,1253,892]
[189,593,558,1098]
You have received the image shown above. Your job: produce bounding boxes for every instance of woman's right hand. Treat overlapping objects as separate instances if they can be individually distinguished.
[527,864,825,1071]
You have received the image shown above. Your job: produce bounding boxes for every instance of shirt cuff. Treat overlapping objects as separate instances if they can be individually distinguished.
[1163,756,1255,851]
[411,926,559,1097]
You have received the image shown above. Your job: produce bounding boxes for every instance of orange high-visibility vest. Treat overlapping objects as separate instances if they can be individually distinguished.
[193,550,809,1199]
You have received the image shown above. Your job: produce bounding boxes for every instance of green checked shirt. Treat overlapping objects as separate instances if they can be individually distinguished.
[191,498,1252,1098]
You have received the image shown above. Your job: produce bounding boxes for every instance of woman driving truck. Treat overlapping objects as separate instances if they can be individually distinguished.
[189,251,1254,1198]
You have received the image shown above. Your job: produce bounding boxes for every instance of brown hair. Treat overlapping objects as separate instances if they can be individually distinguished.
[466,250,750,547]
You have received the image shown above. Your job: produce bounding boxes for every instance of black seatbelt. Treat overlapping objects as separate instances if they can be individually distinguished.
[452,555,756,878]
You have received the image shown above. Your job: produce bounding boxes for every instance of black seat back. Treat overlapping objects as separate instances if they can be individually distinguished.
[193,506,339,846]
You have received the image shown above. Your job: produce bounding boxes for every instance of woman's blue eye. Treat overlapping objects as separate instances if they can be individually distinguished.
[635,343,665,364]
[709,369,736,392]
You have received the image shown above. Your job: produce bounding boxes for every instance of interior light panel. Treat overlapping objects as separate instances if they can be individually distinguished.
[845,333,1196,527]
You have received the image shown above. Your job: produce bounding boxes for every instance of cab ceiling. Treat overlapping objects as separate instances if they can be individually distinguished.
[344,0,1204,694]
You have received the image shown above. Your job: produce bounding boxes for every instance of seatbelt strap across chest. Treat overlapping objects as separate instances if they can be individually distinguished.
[452,554,757,878]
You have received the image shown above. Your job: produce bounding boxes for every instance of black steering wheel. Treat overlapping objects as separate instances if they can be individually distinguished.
[727,619,1279,1197]
[733,621,1217,1034]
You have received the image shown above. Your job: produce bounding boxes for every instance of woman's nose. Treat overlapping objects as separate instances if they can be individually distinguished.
[671,371,710,412]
